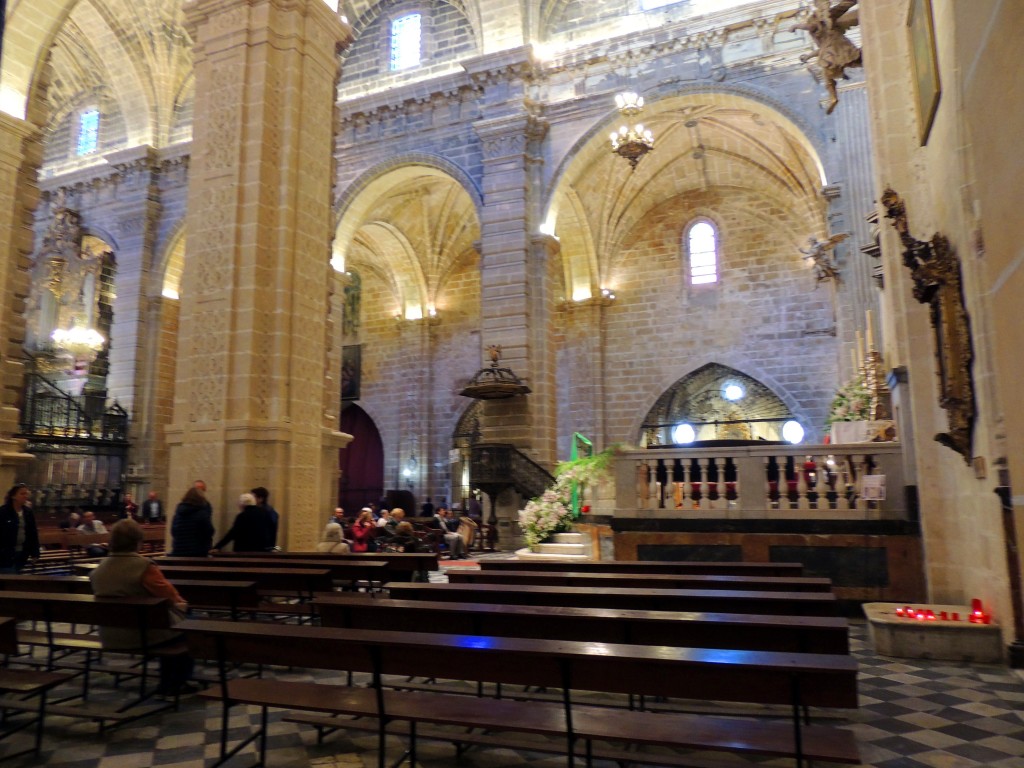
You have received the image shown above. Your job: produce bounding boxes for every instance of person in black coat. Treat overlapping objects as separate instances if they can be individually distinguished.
[211,492,277,553]
[0,484,40,573]
[170,486,215,556]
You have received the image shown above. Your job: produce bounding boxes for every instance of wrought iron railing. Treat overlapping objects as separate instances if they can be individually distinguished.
[470,443,554,500]
[19,372,128,443]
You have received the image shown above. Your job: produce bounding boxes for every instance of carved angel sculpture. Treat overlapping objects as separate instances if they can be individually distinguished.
[792,0,862,115]
[486,344,502,366]
[799,233,849,283]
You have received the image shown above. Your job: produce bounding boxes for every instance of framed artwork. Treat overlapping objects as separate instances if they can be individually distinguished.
[341,344,361,401]
[908,0,941,145]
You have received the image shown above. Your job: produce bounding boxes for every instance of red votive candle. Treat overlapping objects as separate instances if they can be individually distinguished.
[895,607,905,617]
[926,610,936,620]
[951,612,959,621]
[940,611,948,620]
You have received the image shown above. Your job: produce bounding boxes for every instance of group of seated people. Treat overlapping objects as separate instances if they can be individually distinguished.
[316,504,475,559]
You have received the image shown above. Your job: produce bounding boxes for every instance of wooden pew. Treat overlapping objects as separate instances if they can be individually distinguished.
[479,559,805,576]
[0,574,259,620]
[0,616,75,759]
[0,592,185,727]
[314,593,849,654]
[387,582,839,616]
[210,549,439,580]
[159,556,389,589]
[183,618,859,768]
[76,563,333,599]
[447,569,832,592]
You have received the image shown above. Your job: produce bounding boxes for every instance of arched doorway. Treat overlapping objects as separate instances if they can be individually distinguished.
[338,403,384,513]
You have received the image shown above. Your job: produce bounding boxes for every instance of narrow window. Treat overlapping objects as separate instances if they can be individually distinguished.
[76,109,100,156]
[390,13,422,71]
[687,220,718,285]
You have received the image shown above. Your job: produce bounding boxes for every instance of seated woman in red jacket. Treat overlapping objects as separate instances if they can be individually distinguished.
[350,508,376,553]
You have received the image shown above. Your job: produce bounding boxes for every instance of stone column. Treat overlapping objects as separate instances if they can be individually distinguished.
[563,296,610,448]
[472,99,551,459]
[167,0,352,548]
[0,112,42,487]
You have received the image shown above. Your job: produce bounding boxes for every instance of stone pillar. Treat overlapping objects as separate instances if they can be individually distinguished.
[472,97,550,458]
[0,112,41,487]
[168,0,352,548]
[563,296,611,448]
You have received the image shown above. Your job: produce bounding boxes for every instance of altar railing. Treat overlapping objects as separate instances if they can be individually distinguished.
[613,443,907,519]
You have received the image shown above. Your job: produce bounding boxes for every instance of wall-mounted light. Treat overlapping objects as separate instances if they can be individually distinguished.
[600,287,617,301]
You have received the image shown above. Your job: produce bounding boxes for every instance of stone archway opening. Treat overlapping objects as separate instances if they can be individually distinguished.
[641,363,797,446]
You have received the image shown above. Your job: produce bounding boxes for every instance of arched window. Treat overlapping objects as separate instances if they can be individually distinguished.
[76,109,100,156]
[686,219,719,285]
[390,13,422,70]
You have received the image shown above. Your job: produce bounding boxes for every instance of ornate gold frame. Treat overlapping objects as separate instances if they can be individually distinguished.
[881,188,975,462]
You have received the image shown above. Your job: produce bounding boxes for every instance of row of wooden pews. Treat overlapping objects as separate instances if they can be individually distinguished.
[186,556,860,768]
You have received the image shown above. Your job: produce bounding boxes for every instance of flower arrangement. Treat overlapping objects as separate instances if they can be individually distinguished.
[827,374,872,425]
[518,446,616,549]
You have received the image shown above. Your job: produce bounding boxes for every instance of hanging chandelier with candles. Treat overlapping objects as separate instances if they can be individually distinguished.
[609,91,654,169]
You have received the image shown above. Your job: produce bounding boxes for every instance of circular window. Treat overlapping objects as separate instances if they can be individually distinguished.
[722,383,744,401]
[671,423,696,444]
[782,420,805,445]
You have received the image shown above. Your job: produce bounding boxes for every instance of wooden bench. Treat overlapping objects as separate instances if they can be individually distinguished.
[0,574,260,620]
[210,549,439,581]
[159,556,389,590]
[0,616,75,759]
[448,569,833,592]
[479,559,805,576]
[313,593,849,654]
[0,592,185,728]
[388,582,840,616]
[182,619,859,768]
[76,563,334,600]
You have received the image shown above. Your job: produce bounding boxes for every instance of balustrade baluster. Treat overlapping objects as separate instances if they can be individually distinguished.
[765,455,780,509]
[706,457,721,511]
[655,459,668,509]
[672,459,685,509]
[689,458,703,509]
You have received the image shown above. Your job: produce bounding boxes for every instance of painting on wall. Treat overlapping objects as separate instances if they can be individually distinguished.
[341,344,361,401]
[908,0,941,145]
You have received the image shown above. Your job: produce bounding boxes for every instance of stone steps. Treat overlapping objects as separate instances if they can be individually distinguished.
[514,532,591,561]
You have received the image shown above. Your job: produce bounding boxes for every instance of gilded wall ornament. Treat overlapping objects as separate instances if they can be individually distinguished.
[881,187,975,462]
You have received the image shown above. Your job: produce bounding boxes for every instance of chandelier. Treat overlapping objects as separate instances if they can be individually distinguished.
[609,91,654,169]
[51,326,105,361]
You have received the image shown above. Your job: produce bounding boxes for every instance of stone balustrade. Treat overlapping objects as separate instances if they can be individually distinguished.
[614,443,907,520]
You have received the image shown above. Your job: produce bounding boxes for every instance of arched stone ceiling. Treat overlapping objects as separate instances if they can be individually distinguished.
[2,0,192,147]
[546,91,828,297]
[335,166,480,316]
[341,0,481,44]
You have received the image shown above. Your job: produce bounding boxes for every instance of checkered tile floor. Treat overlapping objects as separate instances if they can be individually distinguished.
[3,575,1022,766]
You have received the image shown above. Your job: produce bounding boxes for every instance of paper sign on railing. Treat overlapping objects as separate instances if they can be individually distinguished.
[862,474,886,501]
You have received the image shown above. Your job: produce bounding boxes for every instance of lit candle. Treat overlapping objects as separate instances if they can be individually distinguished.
[865,310,874,350]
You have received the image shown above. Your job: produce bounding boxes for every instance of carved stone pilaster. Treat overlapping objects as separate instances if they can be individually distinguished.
[169,0,353,549]
[0,112,43,486]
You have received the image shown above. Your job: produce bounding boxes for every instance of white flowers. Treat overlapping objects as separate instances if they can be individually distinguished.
[827,375,872,425]
[517,446,617,548]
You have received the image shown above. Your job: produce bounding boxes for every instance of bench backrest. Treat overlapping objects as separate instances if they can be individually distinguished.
[0,573,259,610]
[479,560,805,576]
[159,556,388,580]
[211,550,440,571]
[181,618,858,709]
[388,582,839,616]
[447,570,832,592]
[0,590,173,629]
[314,594,849,654]
[77,563,333,592]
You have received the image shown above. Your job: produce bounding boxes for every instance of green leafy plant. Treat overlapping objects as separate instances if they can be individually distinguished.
[517,446,617,548]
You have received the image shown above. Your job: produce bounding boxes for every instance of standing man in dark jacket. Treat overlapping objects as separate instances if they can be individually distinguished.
[211,492,277,553]
[0,484,40,573]
[251,487,278,550]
